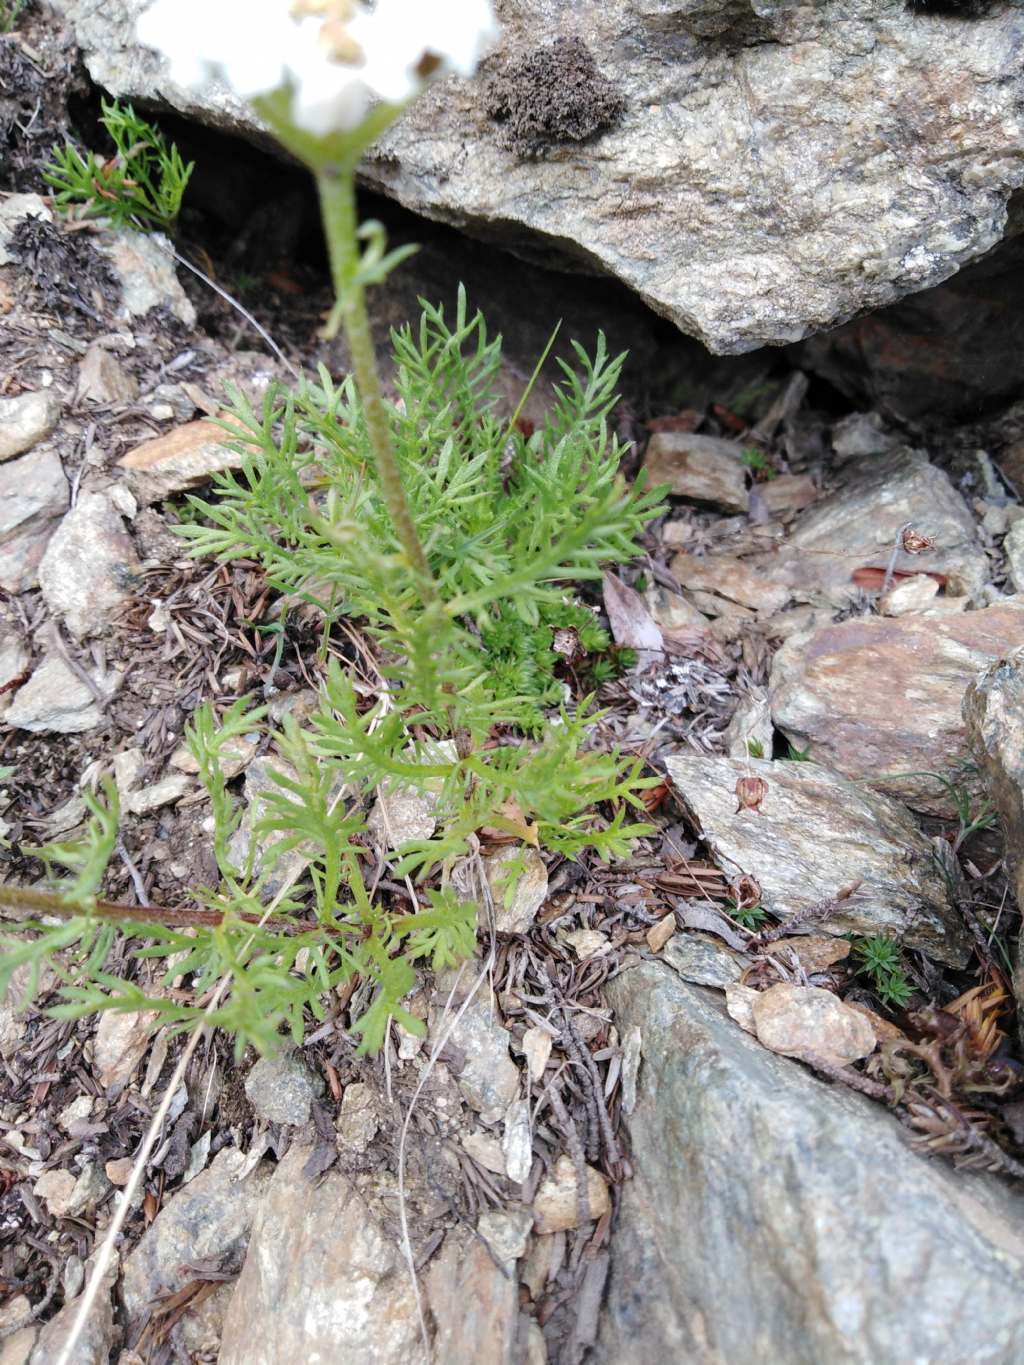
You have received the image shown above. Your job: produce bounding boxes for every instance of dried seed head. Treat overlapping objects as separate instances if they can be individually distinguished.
[735,776,768,814]
[551,626,582,662]
[901,527,933,555]
[730,873,762,909]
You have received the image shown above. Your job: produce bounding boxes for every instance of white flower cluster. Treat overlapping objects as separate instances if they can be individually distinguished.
[136,0,498,136]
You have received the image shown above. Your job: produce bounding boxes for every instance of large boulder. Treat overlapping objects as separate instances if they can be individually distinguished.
[599,962,1024,1364]
[51,0,1024,354]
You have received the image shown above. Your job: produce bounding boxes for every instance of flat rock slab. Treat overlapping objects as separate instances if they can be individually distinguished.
[673,452,985,616]
[643,432,748,512]
[599,966,1024,1365]
[54,0,1024,353]
[123,1147,274,1324]
[778,450,986,603]
[118,417,250,504]
[769,599,1024,817]
[4,655,111,735]
[664,755,967,967]
[218,1144,422,1365]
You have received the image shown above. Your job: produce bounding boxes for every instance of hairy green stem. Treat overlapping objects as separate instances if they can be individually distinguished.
[316,166,439,606]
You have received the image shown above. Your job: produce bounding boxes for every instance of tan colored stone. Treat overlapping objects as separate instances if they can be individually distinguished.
[765,936,851,974]
[564,929,612,961]
[752,983,876,1066]
[645,916,675,953]
[219,1145,421,1365]
[756,473,819,517]
[671,551,791,614]
[118,416,251,503]
[461,1130,506,1175]
[878,574,940,616]
[0,1295,35,1365]
[770,599,1024,817]
[845,999,905,1044]
[521,1026,554,1084]
[725,983,759,1034]
[105,1157,135,1186]
[94,1009,158,1092]
[533,1155,610,1234]
[644,585,708,632]
[170,732,258,779]
[427,1226,518,1364]
[33,1169,76,1217]
[644,432,748,512]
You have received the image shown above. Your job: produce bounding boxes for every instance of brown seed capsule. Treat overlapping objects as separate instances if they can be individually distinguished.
[735,776,768,814]
[901,527,934,555]
[730,873,762,909]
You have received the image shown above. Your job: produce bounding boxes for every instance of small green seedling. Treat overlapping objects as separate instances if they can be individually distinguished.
[851,934,913,1009]
[726,899,767,931]
[44,99,194,232]
[746,739,766,759]
[740,446,777,481]
[897,769,996,854]
[785,741,812,762]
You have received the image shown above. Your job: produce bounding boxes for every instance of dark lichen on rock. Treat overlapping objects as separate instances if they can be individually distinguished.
[484,37,626,157]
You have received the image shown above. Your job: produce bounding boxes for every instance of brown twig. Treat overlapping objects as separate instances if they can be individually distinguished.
[748,882,861,949]
[0,883,303,933]
[544,1080,592,1230]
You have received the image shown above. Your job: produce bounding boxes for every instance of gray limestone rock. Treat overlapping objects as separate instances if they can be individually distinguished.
[4,655,113,735]
[1004,518,1024,594]
[95,227,195,325]
[75,342,139,406]
[244,1047,324,1127]
[598,963,1024,1364]
[673,451,986,617]
[431,984,520,1122]
[52,0,1024,353]
[0,447,69,593]
[122,1147,274,1338]
[28,1256,119,1365]
[664,754,968,966]
[38,490,140,640]
[0,391,62,462]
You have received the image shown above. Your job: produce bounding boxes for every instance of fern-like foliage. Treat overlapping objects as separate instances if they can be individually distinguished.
[4,294,664,1055]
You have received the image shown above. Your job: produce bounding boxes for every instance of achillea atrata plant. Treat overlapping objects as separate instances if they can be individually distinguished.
[1,0,665,1057]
